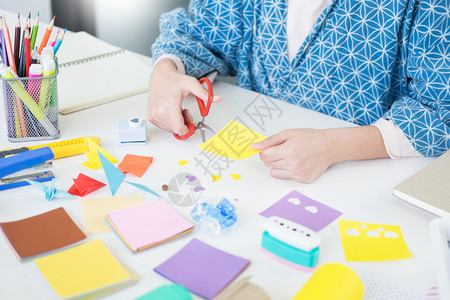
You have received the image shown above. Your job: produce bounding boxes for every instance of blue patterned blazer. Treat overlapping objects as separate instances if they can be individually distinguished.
[152,0,450,156]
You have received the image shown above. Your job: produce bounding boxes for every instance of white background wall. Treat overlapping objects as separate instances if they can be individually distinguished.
[1,0,189,56]
[0,0,52,23]
[94,0,189,56]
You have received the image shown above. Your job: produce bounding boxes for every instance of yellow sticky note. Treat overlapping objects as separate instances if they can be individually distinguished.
[199,120,266,160]
[292,263,363,300]
[82,193,145,233]
[34,239,136,299]
[81,138,118,170]
[338,219,413,261]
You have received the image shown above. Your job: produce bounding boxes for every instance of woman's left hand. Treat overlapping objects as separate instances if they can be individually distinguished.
[251,126,388,183]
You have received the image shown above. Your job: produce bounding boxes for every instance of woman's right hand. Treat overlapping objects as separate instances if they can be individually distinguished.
[147,58,221,137]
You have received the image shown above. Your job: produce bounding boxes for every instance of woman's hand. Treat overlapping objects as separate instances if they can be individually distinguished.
[252,126,388,183]
[147,58,221,136]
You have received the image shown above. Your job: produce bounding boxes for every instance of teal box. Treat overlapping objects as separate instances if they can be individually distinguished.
[261,231,319,268]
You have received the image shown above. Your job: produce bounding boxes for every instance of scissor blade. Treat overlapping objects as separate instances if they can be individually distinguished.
[201,129,207,143]
[198,123,215,143]
[198,123,215,134]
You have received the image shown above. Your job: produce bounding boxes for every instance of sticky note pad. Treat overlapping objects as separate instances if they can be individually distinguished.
[338,219,413,261]
[260,190,342,232]
[35,239,136,299]
[106,199,194,252]
[0,207,86,260]
[82,193,145,234]
[198,120,265,160]
[154,238,250,299]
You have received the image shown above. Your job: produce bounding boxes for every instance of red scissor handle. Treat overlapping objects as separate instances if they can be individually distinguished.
[173,77,213,140]
[174,121,195,140]
[196,77,213,117]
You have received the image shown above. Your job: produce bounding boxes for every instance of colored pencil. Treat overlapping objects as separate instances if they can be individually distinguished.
[0,18,8,66]
[18,14,30,78]
[30,12,39,50]
[18,28,25,77]
[14,13,20,70]
[38,16,55,54]
[25,27,31,77]
[48,28,59,47]
[2,16,17,73]
[53,28,66,54]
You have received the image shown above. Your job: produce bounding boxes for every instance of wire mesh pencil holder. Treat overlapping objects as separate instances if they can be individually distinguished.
[1,61,60,142]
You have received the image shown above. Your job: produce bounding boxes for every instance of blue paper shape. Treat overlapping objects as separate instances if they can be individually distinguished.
[125,181,162,198]
[97,149,125,196]
[25,179,76,201]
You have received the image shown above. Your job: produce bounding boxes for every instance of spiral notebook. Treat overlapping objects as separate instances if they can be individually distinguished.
[56,31,152,114]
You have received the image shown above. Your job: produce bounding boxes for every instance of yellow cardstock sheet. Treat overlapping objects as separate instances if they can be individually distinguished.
[34,239,135,299]
[338,219,413,261]
[198,120,266,160]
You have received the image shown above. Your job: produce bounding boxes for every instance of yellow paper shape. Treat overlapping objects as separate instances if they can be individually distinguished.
[338,219,413,261]
[231,173,241,180]
[198,120,266,160]
[34,239,136,299]
[81,138,118,170]
[82,193,145,233]
[292,263,363,300]
[211,175,222,182]
[178,160,188,166]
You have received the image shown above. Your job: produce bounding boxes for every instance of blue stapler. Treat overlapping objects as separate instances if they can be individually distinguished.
[0,147,55,191]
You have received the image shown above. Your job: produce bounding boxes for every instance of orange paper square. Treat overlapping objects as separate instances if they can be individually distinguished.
[118,154,153,177]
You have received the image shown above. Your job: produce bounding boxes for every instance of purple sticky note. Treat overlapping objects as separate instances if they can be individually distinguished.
[260,190,342,232]
[154,238,250,299]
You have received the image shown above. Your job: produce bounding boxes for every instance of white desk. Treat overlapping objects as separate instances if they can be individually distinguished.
[0,9,438,300]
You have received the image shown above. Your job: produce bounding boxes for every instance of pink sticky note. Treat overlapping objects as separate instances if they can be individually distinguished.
[106,199,193,252]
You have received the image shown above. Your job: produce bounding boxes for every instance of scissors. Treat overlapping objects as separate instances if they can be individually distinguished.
[174,77,215,143]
